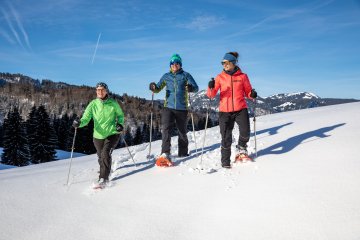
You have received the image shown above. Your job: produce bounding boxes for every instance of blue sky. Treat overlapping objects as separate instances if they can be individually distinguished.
[1,0,360,100]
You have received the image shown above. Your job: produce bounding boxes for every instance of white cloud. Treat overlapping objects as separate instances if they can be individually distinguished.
[180,15,224,31]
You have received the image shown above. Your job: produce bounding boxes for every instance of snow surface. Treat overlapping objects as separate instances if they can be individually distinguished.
[0,149,85,170]
[0,162,17,170]
[1,102,360,240]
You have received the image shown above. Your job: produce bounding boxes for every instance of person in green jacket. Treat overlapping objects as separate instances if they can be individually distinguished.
[72,82,124,187]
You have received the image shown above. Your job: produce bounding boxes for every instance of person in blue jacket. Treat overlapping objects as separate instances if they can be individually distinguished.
[149,54,199,164]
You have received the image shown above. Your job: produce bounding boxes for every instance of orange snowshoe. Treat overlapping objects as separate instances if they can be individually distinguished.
[155,155,173,167]
[235,153,253,163]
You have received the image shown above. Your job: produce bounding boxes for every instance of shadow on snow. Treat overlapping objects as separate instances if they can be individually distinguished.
[111,123,344,179]
[112,160,155,181]
[257,123,345,156]
[251,122,293,138]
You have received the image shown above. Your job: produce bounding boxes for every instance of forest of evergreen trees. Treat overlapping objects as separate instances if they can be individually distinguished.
[0,104,215,167]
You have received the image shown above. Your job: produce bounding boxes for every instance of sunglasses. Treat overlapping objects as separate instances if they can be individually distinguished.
[170,60,181,65]
[221,61,233,66]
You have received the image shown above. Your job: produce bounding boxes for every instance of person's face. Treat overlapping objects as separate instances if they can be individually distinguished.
[170,62,181,73]
[96,87,107,99]
[222,60,235,72]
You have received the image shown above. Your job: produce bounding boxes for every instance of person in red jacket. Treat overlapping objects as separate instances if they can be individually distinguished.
[207,52,257,168]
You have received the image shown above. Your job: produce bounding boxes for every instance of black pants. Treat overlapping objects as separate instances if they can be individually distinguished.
[219,109,250,165]
[93,134,121,180]
[161,108,189,156]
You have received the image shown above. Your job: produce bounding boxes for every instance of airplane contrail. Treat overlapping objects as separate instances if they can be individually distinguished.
[1,8,24,49]
[9,3,31,50]
[91,32,102,64]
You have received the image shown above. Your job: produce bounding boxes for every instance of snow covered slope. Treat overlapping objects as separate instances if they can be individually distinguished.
[1,102,360,240]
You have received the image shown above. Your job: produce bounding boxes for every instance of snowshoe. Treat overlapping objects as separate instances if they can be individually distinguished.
[234,146,252,163]
[93,178,107,189]
[235,153,253,163]
[155,154,173,167]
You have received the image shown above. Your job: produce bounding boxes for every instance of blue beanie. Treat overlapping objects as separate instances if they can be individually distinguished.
[170,54,182,67]
[223,53,237,63]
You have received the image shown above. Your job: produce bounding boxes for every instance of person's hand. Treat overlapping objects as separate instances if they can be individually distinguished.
[250,89,257,98]
[72,118,80,128]
[149,82,157,91]
[208,78,215,89]
[186,84,194,92]
[116,123,124,132]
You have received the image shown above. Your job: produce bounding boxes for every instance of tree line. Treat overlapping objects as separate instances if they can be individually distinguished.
[0,104,216,167]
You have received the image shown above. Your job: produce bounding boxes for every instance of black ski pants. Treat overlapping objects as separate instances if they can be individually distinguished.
[93,134,120,180]
[219,109,250,165]
[161,107,189,156]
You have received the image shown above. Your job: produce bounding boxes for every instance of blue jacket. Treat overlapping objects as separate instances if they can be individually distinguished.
[154,69,199,110]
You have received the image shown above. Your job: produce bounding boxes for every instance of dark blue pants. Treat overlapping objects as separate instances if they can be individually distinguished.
[161,108,189,156]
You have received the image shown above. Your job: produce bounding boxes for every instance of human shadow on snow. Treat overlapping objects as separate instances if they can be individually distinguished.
[112,160,155,181]
[175,122,295,163]
[173,143,222,165]
[257,123,345,156]
[251,122,293,138]
[111,122,334,177]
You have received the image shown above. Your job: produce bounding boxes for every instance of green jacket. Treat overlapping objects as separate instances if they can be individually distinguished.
[79,97,124,139]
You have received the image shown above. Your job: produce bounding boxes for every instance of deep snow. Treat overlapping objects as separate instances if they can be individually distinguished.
[0,149,85,170]
[1,102,360,240]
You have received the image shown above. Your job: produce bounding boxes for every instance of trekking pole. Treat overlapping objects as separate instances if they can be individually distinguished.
[199,82,214,167]
[188,93,198,155]
[253,99,257,158]
[147,92,154,159]
[122,136,137,167]
[66,127,77,186]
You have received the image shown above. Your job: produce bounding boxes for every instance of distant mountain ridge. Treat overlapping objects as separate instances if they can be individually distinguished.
[1,72,358,123]
[189,90,359,117]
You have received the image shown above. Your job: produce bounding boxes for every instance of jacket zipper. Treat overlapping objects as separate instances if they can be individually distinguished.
[231,75,235,112]
[174,74,177,109]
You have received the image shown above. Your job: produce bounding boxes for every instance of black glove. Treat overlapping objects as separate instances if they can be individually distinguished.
[149,82,157,91]
[208,78,215,89]
[250,89,257,98]
[116,123,124,132]
[186,84,194,92]
[72,118,80,128]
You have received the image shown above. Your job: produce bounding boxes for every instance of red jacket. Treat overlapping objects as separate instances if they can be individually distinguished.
[207,68,253,112]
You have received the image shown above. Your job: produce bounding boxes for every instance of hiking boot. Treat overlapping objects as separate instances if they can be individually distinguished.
[178,153,189,157]
[237,145,248,155]
[221,161,231,169]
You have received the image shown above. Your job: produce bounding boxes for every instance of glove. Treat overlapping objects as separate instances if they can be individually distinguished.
[116,123,124,132]
[149,82,157,91]
[250,89,257,98]
[72,118,80,128]
[186,84,194,92]
[208,78,215,89]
